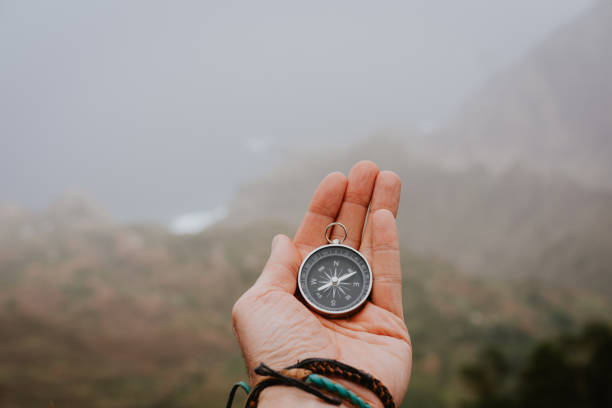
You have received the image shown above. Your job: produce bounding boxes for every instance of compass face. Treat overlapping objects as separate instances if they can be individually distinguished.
[298,244,372,317]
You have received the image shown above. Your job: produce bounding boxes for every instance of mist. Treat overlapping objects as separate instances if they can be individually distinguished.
[2,2,612,407]
[0,0,594,221]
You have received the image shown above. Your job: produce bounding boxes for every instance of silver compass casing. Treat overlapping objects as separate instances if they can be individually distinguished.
[297,243,373,318]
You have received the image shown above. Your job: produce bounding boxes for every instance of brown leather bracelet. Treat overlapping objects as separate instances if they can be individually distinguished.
[287,358,395,408]
[237,358,394,408]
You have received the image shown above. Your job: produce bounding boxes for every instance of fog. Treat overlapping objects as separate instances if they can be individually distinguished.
[0,0,594,221]
[2,3,611,406]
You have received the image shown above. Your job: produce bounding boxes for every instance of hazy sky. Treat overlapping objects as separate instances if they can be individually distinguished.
[0,0,595,221]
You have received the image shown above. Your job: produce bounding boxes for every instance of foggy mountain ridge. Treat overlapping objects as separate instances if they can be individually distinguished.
[3,0,610,297]
[2,2,612,407]
[424,0,612,189]
[228,138,612,297]
[0,192,112,233]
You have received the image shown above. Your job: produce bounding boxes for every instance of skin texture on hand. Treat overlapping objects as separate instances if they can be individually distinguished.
[232,161,411,408]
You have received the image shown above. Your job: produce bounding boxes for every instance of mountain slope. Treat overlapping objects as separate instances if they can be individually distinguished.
[0,204,609,407]
[229,140,612,298]
[229,2,612,296]
[430,1,612,188]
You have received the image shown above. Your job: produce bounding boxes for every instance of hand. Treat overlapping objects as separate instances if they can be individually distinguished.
[232,161,411,407]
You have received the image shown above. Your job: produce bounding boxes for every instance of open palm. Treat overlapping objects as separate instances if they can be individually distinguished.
[232,161,411,407]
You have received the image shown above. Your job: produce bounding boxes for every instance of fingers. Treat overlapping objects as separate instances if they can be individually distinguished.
[330,161,379,249]
[254,234,302,293]
[294,172,347,257]
[360,170,401,256]
[369,209,403,318]
[291,164,403,317]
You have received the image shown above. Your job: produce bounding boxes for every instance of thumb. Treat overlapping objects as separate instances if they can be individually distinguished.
[254,234,301,293]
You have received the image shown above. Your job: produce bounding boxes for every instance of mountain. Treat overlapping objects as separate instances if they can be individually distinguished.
[426,1,612,189]
[228,139,612,298]
[227,2,612,296]
[0,204,609,407]
[2,3,612,407]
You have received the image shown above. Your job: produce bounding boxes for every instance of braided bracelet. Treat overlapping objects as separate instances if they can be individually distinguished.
[226,358,395,408]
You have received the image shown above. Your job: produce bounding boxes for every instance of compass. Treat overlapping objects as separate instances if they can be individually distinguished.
[298,222,372,318]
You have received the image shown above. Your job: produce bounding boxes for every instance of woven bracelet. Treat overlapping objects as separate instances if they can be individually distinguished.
[226,358,395,408]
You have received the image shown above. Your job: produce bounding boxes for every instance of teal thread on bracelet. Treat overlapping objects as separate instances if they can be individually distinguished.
[227,369,373,408]
[306,374,371,408]
[226,381,251,408]
[236,381,251,394]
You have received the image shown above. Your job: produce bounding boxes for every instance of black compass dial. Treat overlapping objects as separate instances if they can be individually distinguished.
[298,244,372,316]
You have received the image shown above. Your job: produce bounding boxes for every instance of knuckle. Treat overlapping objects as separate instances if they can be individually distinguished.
[343,191,371,207]
[231,292,250,326]
[266,260,298,279]
[375,273,402,285]
[373,241,400,252]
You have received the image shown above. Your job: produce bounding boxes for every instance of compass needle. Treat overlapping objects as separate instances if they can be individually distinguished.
[317,282,333,291]
[298,222,372,317]
[338,270,357,283]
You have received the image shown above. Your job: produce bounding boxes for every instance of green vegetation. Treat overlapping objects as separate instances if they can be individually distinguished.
[460,322,612,408]
[0,209,609,407]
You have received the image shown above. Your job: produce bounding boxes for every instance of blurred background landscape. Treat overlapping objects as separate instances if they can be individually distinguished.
[1,1,611,407]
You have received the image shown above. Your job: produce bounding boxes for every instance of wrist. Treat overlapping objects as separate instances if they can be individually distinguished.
[257,378,384,408]
[258,386,331,408]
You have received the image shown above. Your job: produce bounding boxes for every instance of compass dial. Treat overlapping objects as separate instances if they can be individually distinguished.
[298,244,372,317]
